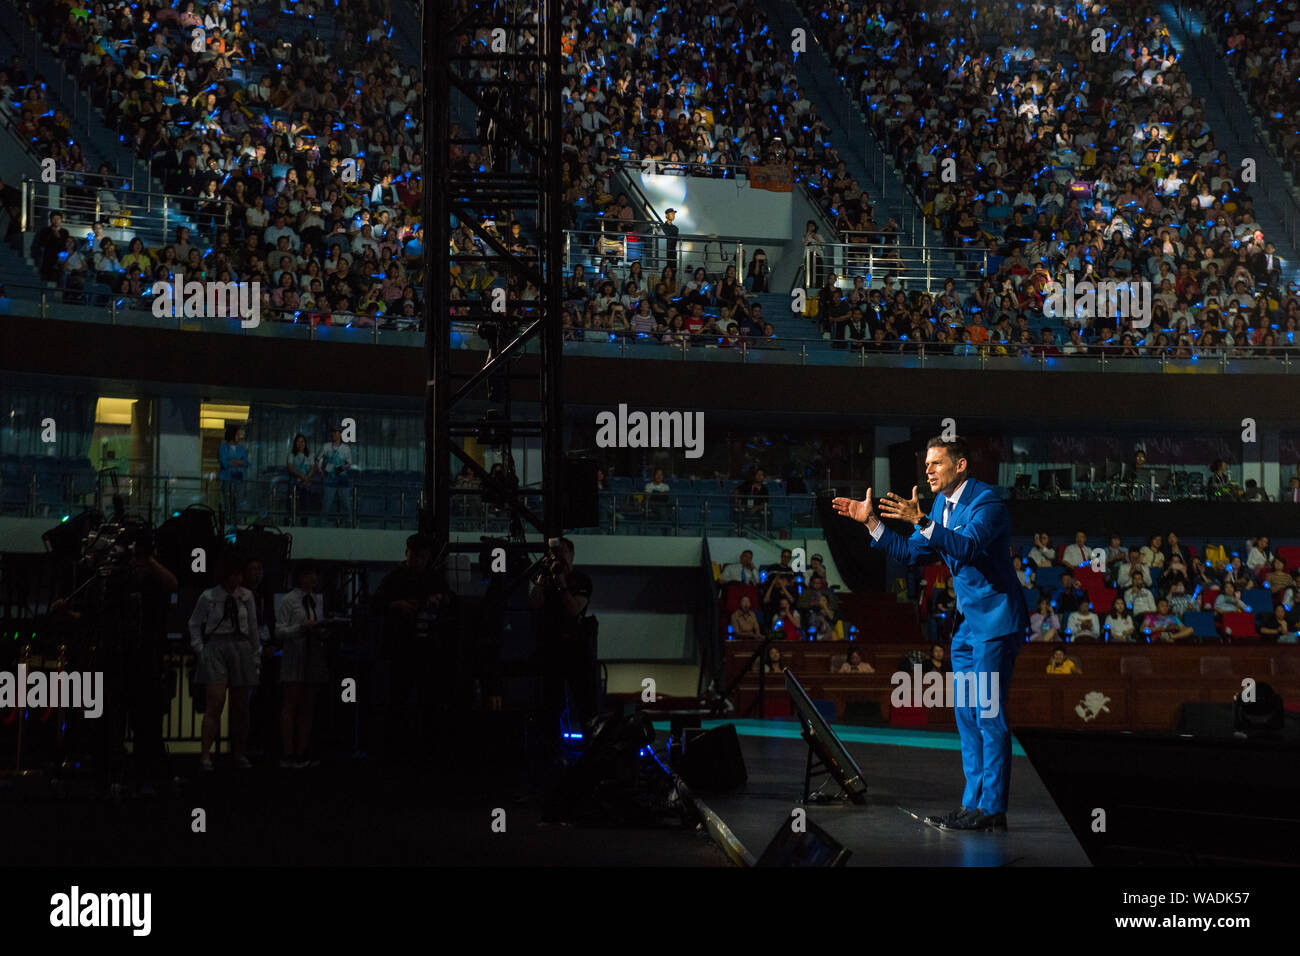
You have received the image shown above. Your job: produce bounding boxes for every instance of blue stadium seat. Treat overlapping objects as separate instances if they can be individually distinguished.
[704,497,735,533]
[1243,589,1274,614]
[675,493,702,531]
[812,699,837,723]
[768,500,791,533]
[1034,566,1064,590]
[1182,611,1217,639]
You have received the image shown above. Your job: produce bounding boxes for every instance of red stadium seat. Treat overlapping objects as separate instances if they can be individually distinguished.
[1201,587,1220,610]
[723,582,760,614]
[761,693,792,718]
[889,703,928,727]
[1278,546,1300,571]
[1221,612,1258,639]
[1085,585,1116,611]
[1074,566,1103,587]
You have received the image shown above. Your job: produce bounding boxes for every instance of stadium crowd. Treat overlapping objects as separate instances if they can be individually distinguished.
[1007,528,1300,643]
[800,0,1300,358]
[12,0,1300,360]
[1209,0,1300,177]
[13,0,427,329]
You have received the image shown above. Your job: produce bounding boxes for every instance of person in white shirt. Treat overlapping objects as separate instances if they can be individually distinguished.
[1062,530,1091,568]
[1117,548,1147,589]
[718,549,762,586]
[644,468,670,494]
[276,562,329,768]
[1246,536,1273,572]
[1066,599,1101,641]
[1013,555,1035,589]
[643,467,670,519]
[1104,535,1127,581]
[1103,598,1135,642]
[1214,580,1249,613]
[262,212,299,250]
[317,424,355,525]
[1126,574,1156,616]
[1028,532,1056,568]
[188,550,261,770]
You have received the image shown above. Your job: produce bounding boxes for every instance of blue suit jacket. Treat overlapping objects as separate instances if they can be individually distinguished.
[871,478,1029,641]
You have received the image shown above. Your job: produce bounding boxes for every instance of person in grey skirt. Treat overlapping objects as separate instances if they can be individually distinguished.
[188,549,261,771]
[276,561,330,768]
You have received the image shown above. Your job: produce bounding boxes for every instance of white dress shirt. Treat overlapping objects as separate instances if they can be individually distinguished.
[1062,543,1091,567]
[870,478,969,542]
[276,588,324,639]
[188,585,258,653]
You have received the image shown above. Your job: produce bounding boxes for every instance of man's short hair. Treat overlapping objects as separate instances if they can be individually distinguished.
[925,435,971,470]
[294,560,319,584]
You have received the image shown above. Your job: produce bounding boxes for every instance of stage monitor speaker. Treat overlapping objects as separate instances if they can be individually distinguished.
[564,457,600,529]
[1176,701,1235,737]
[677,722,747,792]
[1235,681,1285,735]
[756,817,851,867]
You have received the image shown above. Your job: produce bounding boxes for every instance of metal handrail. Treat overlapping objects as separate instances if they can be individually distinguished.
[610,157,761,177]
[802,239,989,292]
[3,274,1297,370]
[563,228,748,279]
[1178,4,1300,255]
[0,276,425,338]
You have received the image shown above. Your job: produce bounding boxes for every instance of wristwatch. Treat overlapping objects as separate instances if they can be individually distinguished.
[915,516,933,532]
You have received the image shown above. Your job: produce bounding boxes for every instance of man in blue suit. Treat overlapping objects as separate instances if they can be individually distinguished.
[833,436,1028,831]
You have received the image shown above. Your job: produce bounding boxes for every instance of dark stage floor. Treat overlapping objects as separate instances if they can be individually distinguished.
[694,726,1089,866]
[1,753,731,867]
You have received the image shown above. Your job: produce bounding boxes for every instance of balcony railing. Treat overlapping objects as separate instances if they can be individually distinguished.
[0,468,830,537]
[802,240,987,292]
[562,227,750,280]
[4,279,1300,371]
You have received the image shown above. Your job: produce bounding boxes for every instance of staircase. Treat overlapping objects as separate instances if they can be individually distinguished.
[761,0,964,288]
[1162,2,1300,286]
[753,291,820,343]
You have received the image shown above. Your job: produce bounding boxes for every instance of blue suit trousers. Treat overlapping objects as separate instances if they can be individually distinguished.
[949,631,1020,814]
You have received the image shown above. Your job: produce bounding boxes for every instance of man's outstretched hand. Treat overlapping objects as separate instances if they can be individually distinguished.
[832,488,875,525]
[878,486,924,525]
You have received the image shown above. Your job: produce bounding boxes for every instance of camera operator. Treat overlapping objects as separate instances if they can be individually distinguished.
[51,523,178,786]
[372,534,457,759]
[529,538,596,739]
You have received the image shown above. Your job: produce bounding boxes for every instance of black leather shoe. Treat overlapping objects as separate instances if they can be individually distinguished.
[943,810,1007,831]
[925,806,972,827]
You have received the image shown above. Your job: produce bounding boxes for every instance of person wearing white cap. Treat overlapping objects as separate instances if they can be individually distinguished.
[317,423,354,526]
